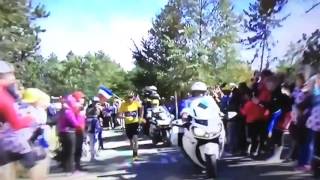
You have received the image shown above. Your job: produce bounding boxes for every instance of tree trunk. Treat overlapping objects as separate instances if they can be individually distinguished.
[199,0,203,41]
[175,91,178,119]
[260,40,266,72]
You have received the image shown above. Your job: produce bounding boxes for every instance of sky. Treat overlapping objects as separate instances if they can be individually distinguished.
[37,0,320,70]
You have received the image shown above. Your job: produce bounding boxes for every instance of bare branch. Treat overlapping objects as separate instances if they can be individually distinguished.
[306,1,320,13]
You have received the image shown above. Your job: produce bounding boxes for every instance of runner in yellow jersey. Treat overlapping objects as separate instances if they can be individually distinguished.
[118,91,144,161]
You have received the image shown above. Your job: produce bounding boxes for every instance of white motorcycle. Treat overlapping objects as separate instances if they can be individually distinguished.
[147,106,174,146]
[171,102,231,178]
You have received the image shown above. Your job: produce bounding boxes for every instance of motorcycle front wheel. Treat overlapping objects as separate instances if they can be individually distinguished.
[163,129,171,147]
[205,154,217,178]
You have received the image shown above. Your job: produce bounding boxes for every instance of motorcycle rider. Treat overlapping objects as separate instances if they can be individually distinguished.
[146,99,170,121]
[181,82,220,119]
[142,86,158,135]
[176,81,226,178]
[147,98,173,145]
[148,99,160,111]
[146,99,158,118]
[179,82,223,145]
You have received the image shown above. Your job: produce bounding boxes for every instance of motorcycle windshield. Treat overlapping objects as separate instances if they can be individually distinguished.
[188,96,221,124]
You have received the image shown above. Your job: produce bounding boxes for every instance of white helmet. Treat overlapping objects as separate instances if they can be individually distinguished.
[149,85,157,91]
[229,83,238,88]
[191,81,207,92]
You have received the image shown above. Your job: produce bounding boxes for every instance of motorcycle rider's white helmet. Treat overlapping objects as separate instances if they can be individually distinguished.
[191,81,207,92]
[149,85,157,91]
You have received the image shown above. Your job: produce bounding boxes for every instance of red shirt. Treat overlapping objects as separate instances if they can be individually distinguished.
[0,87,32,130]
[241,100,269,124]
[258,83,272,103]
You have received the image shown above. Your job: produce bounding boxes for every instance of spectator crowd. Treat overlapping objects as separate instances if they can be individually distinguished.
[211,69,320,177]
[1,57,320,179]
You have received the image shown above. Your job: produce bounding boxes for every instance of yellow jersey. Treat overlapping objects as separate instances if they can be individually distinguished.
[119,101,142,124]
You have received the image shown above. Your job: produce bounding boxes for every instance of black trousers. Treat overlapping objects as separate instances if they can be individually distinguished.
[314,132,320,158]
[271,129,284,146]
[239,117,248,152]
[312,131,320,177]
[246,121,268,155]
[103,117,111,128]
[60,132,76,172]
[75,132,84,170]
[125,123,139,156]
[143,119,150,135]
[111,114,119,128]
[227,115,247,153]
[125,123,139,140]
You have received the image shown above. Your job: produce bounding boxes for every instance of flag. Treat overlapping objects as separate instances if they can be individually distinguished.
[98,86,113,99]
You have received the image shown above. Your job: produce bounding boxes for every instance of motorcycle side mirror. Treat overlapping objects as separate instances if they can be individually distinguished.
[171,119,184,127]
[228,111,238,119]
[170,114,175,120]
[171,119,178,126]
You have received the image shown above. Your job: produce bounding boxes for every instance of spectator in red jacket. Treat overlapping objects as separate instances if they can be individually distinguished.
[241,99,269,157]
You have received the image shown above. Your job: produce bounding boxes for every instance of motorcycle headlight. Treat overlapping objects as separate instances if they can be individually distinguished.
[192,127,206,137]
[192,123,223,139]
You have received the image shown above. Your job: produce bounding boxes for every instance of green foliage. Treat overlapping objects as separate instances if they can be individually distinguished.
[0,0,132,97]
[132,0,250,98]
[21,51,133,97]
[1,0,254,99]
[0,0,49,86]
[300,29,320,69]
[276,29,320,82]
[0,0,49,63]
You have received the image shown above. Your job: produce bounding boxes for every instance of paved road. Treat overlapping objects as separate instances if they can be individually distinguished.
[48,129,313,180]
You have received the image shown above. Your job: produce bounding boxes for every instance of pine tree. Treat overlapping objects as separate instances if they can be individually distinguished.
[132,0,245,97]
[0,0,49,63]
[241,0,289,71]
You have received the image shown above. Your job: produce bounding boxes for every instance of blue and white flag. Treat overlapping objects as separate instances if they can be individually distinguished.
[98,85,113,99]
